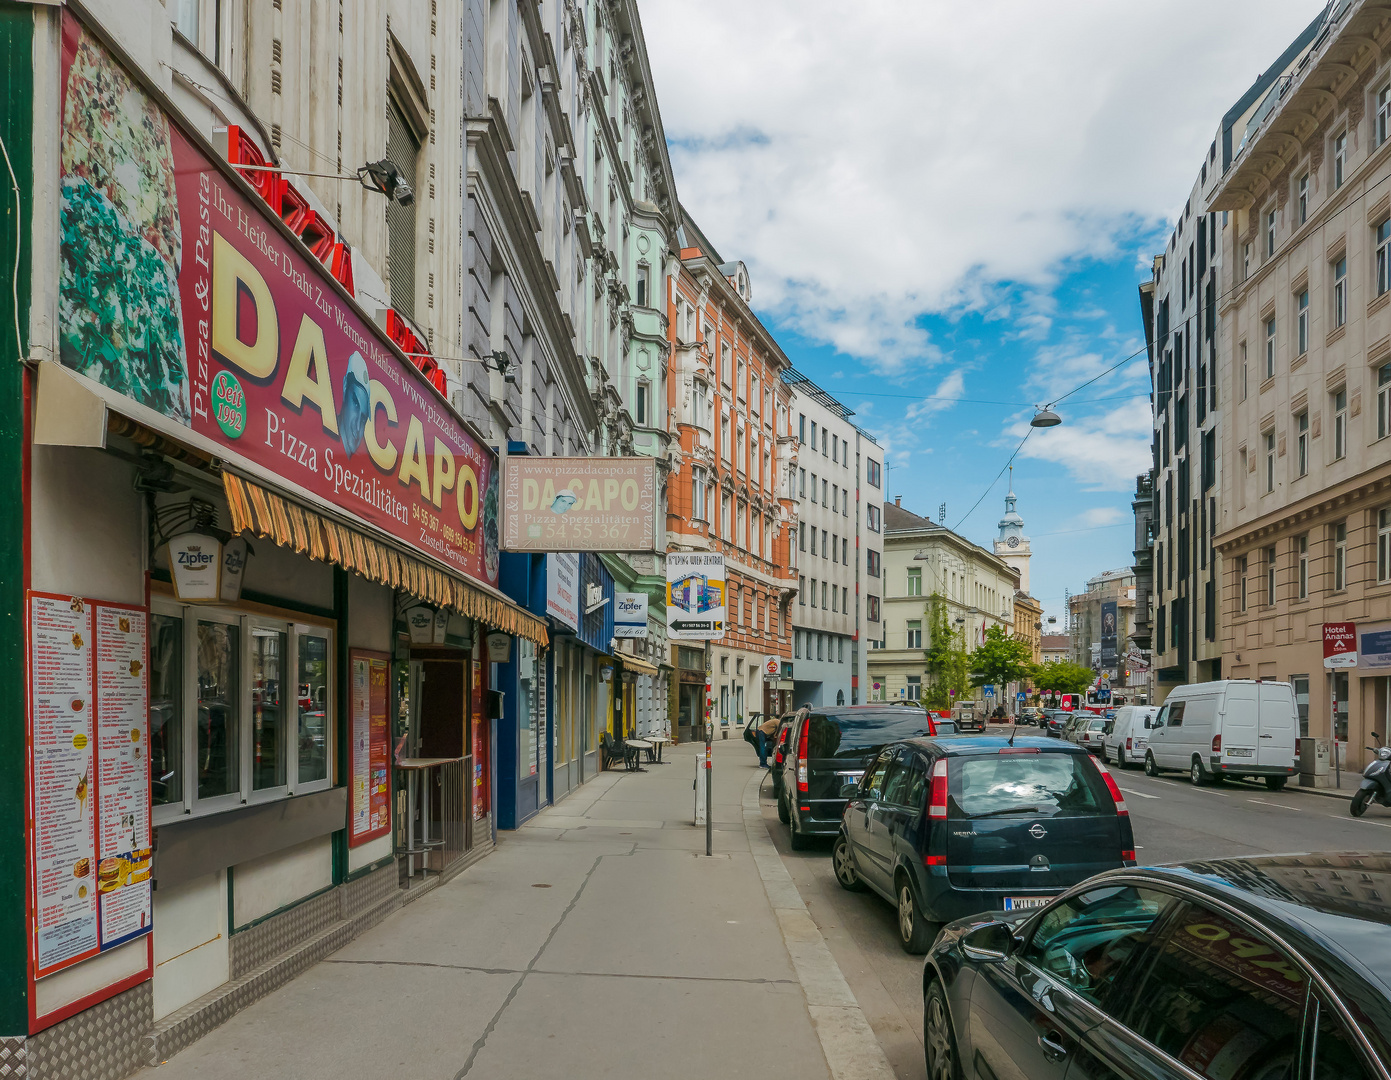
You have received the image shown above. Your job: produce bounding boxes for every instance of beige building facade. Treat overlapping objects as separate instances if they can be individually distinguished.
[1211,0,1391,771]
[867,500,1020,705]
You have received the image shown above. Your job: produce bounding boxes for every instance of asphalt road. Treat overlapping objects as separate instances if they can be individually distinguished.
[758,725,1391,1080]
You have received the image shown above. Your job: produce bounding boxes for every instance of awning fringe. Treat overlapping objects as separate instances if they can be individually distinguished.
[223,472,548,647]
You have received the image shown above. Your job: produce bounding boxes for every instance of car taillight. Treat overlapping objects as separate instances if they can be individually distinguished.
[1088,756,1128,816]
[1212,734,1222,754]
[1122,849,1136,864]
[1126,737,1132,751]
[928,759,948,818]
[998,747,1040,754]
[924,854,945,866]
[797,716,809,793]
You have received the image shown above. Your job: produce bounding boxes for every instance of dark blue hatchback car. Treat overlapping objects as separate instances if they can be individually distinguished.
[832,735,1135,953]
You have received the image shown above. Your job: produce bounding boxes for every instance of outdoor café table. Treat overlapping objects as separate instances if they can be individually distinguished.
[643,735,671,763]
[625,738,653,770]
[396,756,461,878]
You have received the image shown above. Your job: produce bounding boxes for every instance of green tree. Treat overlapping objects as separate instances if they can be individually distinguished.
[970,625,1034,691]
[1032,659,1096,696]
[923,593,971,708]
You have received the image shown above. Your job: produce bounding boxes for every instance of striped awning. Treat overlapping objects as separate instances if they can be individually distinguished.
[223,471,548,647]
[617,654,661,677]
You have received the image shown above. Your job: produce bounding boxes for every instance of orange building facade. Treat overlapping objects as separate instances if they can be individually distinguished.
[666,214,797,740]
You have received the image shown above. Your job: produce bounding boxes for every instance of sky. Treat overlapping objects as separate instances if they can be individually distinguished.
[640,0,1322,625]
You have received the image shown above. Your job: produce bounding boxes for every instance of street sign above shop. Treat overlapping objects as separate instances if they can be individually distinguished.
[762,656,780,678]
[54,15,500,589]
[666,553,726,640]
[501,457,659,554]
[614,592,648,638]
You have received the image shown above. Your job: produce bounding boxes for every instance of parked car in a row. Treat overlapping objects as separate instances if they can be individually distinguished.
[776,706,956,848]
[1102,704,1160,768]
[924,852,1391,1080]
[830,734,1136,952]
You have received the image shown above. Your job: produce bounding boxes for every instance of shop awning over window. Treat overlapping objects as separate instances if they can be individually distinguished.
[223,472,548,647]
[618,655,661,677]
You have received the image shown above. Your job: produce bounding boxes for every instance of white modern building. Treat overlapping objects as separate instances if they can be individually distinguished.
[783,371,884,707]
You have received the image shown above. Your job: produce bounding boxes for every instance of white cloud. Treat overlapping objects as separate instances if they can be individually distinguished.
[1011,398,1154,492]
[1080,506,1128,528]
[643,0,1315,369]
[905,370,967,421]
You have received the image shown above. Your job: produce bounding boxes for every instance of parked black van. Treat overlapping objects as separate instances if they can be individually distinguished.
[777,706,956,849]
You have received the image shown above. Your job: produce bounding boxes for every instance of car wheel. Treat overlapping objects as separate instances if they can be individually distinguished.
[1265,776,1288,792]
[832,834,865,892]
[1352,788,1372,817]
[1190,759,1206,786]
[1117,748,1127,769]
[789,816,811,851]
[897,876,933,954]
[777,793,790,824]
[924,978,960,1080]
[1144,752,1159,777]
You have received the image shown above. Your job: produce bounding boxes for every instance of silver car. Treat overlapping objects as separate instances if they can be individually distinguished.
[1076,715,1110,755]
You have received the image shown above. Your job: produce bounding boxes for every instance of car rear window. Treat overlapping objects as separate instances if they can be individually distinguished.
[805,711,937,758]
[949,753,1109,818]
[932,720,958,736]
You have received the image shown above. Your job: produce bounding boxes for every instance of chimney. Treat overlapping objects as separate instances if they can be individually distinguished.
[895,497,901,508]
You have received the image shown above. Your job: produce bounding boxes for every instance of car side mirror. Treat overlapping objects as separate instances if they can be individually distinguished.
[840,783,860,799]
[961,922,1013,964]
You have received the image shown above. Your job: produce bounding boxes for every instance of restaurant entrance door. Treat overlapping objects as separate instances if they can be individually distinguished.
[398,652,473,880]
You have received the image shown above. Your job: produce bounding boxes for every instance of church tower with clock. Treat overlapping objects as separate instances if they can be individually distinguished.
[994,467,1031,593]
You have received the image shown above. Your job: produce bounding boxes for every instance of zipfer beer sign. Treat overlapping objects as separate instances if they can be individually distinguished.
[56,14,499,586]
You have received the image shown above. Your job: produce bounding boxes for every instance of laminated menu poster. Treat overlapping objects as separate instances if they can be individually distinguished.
[348,650,391,846]
[28,593,153,979]
[93,602,152,949]
[29,594,98,976]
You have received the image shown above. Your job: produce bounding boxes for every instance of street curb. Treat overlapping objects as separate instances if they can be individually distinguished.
[742,769,897,1080]
[1287,784,1355,802]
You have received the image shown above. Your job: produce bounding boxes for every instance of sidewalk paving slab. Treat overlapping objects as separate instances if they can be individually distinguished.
[142,741,893,1080]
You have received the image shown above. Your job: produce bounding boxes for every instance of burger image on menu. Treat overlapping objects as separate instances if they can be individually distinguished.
[97,858,122,893]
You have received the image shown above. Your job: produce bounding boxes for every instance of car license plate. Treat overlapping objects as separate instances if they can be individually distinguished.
[1226,747,1254,758]
[1003,896,1054,911]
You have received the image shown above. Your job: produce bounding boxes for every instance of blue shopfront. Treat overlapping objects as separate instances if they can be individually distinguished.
[495,549,615,827]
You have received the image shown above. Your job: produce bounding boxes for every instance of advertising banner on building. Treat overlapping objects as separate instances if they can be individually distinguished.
[546,553,580,631]
[666,553,726,640]
[1100,601,1118,673]
[1324,622,1358,668]
[502,457,658,553]
[1358,622,1391,670]
[56,13,499,587]
[614,592,648,638]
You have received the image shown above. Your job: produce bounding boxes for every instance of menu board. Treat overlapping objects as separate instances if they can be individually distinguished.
[93,602,152,949]
[29,594,99,976]
[471,658,489,821]
[348,650,391,847]
[28,593,153,978]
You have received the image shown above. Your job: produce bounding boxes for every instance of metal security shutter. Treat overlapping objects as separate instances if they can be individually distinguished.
[386,96,419,319]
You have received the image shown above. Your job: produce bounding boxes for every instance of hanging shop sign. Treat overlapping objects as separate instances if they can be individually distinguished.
[1324,622,1358,669]
[56,13,499,589]
[614,592,648,639]
[502,457,658,553]
[166,533,222,601]
[545,553,580,631]
[666,553,726,641]
[220,536,250,603]
[485,630,512,663]
[27,593,152,979]
[348,650,391,847]
[763,655,780,678]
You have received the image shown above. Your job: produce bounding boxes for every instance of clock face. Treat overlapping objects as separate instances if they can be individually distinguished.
[1007,536,1020,548]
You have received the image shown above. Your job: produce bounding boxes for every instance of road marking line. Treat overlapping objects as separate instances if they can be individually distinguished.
[1335,814,1391,829]
[1116,787,1160,799]
[1152,781,1229,797]
[1247,798,1300,811]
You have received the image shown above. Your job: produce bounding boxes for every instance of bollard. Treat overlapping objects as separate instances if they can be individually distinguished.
[705,730,713,856]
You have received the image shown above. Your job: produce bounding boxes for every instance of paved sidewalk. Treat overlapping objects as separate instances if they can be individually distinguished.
[144,741,891,1080]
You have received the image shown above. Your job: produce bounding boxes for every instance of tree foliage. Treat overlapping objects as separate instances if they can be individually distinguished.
[1032,659,1096,696]
[923,592,971,708]
[969,625,1034,690]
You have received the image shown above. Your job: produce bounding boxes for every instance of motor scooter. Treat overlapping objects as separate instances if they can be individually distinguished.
[1350,733,1391,817]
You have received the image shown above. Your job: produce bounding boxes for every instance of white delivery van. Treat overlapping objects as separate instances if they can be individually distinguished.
[1103,705,1160,769]
[1143,680,1299,789]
